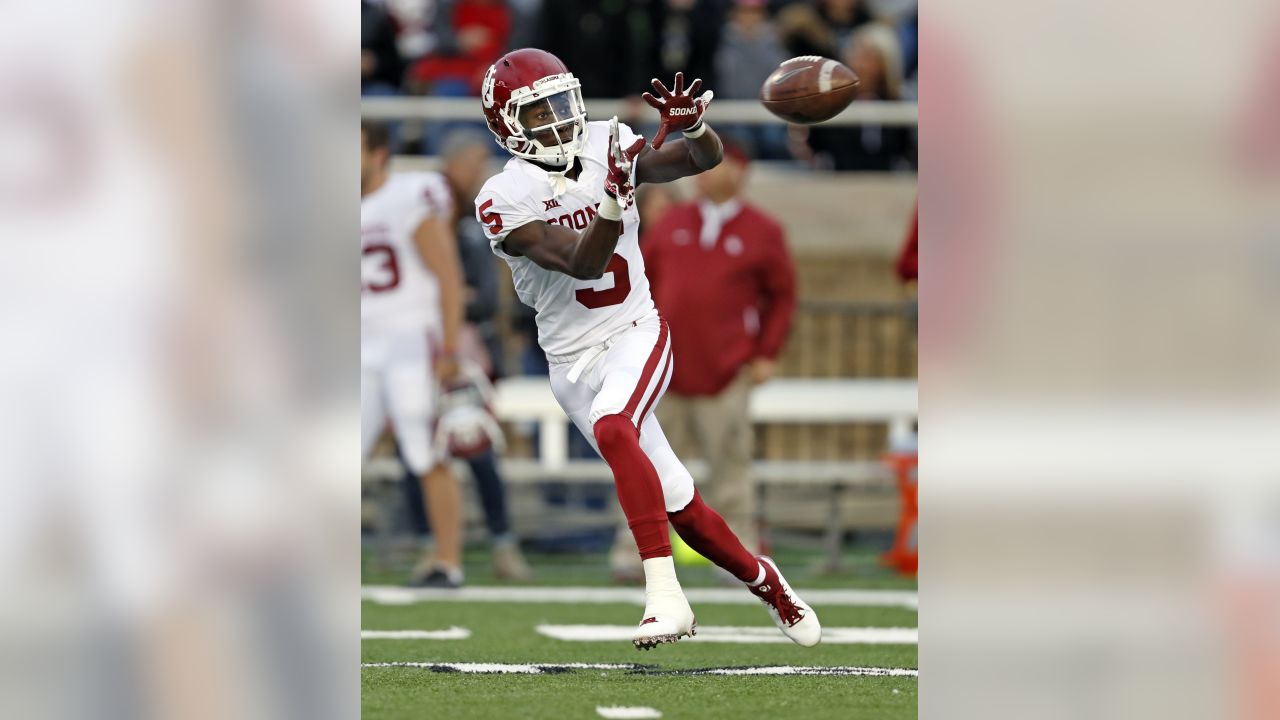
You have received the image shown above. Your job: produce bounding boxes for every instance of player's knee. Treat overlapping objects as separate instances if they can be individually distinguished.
[651,460,695,512]
[592,413,637,450]
[668,488,704,518]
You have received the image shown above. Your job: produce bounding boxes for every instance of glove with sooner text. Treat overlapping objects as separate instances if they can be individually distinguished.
[642,72,714,150]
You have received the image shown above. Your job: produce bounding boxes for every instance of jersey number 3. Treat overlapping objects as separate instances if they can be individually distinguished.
[575,254,631,309]
[363,243,399,293]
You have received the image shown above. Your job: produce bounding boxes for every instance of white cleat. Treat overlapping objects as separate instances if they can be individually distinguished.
[632,590,696,651]
[749,556,822,647]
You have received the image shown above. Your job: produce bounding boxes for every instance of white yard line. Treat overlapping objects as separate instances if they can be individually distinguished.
[360,662,637,674]
[688,666,917,677]
[360,661,917,677]
[596,707,662,719]
[536,624,917,645]
[360,627,471,640]
[362,585,917,609]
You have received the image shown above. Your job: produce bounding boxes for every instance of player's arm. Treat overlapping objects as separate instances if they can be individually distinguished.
[497,118,645,281]
[501,216,622,281]
[414,215,464,375]
[635,131,723,185]
[635,72,723,185]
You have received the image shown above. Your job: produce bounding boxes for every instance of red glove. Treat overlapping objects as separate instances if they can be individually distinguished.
[642,72,714,150]
[603,116,645,209]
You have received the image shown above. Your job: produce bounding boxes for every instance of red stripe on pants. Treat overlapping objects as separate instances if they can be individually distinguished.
[636,347,672,428]
[622,317,669,420]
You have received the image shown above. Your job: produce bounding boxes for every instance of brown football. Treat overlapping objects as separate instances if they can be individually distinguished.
[759,56,860,124]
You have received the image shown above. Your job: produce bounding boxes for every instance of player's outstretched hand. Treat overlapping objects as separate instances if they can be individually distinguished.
[604,116,645,209]
[642,72,714,150]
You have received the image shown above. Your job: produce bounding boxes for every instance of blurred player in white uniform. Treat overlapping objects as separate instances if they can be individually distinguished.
[474,49,821,649]
[361,120,467,587]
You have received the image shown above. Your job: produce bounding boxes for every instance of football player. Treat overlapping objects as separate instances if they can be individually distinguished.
[361,120,467,587]
[474,49,821,649]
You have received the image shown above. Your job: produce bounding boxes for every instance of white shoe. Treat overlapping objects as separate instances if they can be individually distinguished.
[632,589,696,650]
[491,541,533,581]
[749,556,821,647]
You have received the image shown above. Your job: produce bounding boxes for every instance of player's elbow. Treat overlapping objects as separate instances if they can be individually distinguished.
[692,146,723,173]
[707,145,725,168]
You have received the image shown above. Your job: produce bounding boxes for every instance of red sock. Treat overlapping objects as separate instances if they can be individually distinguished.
[593,414,671,560]
[668,490,760,583]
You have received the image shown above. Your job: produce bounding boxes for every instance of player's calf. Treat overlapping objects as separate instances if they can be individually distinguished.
[667,492,820,646]
[593,414,671,559]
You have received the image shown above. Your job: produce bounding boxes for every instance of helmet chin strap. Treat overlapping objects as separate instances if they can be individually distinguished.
[539,128,577,196]
[547,169,569,197]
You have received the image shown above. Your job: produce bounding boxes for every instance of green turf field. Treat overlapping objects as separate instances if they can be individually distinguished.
[362,547,917,719]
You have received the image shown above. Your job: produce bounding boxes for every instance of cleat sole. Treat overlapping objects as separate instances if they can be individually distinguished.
[631,633,684,650]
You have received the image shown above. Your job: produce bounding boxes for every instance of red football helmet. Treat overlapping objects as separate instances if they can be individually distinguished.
[481,48,588,166]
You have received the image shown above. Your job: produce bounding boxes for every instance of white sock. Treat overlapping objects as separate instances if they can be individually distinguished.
[642,556,683,595]
[434,565,465,583]
[747,562,766,587]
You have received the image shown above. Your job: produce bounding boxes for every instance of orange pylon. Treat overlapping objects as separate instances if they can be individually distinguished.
[881,452,917,575]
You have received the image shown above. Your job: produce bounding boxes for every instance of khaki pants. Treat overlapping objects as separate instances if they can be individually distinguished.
[609,371,757,571]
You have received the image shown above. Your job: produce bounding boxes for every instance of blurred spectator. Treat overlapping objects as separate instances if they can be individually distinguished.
[899,4,918,84]
[715,0,789,158]
[776,0,872,59]
[537,0,651,98]
[506,0,545,51]
[362,1,404,94]
[647,0,726,98]
[386,0,445,67]
[441,130,507,375]
[407,0,511,96]
[796,22,914,170]
[636,184,682,231]
[897,200,918,285]
[361,119,466,587]
[401,131,533,581]
[622,143,796,565]
[716,1,786,101]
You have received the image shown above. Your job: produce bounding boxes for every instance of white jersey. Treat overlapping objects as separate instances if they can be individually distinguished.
[476,121,657,359]
[361,171,453,338]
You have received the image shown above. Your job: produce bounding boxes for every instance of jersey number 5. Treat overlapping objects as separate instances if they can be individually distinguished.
[575,254,631,309]
[477,198,503,234]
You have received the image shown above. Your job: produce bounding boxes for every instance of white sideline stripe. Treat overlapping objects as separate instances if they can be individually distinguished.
[361,662,635,674]
[695,666,917,677]
[597,707,662,719]
[537,624,917,645]
[360,661,918,677]
[360,627,471,640]
[362,585,917,609]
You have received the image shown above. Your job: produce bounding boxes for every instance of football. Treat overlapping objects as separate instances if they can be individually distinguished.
[759,56,860,124]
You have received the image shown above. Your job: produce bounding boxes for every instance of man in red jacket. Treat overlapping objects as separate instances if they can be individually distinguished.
[610,143,796,574]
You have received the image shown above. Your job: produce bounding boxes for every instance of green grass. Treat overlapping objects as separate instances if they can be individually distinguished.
[362,545,917,719]
[363,671,917,720]
[363,544,919,590]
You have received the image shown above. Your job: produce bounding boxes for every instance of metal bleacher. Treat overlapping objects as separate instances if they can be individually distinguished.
[364,377,917,563]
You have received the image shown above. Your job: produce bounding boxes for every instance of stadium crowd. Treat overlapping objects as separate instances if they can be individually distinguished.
[362,0,918,169]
